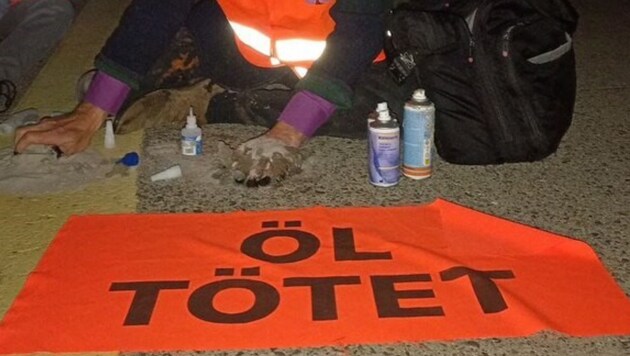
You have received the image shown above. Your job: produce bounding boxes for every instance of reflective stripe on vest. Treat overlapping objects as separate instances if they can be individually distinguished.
[219,0,385,79]
[217,0,337,78]
[228,21,327,77]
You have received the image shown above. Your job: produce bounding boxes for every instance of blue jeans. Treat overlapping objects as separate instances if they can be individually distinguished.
[0,0,74,85]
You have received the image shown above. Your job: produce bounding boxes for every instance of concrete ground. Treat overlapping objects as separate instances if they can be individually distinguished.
[0,0,628,355]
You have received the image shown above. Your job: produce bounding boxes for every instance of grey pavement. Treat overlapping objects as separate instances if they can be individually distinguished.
[129,0,629,355]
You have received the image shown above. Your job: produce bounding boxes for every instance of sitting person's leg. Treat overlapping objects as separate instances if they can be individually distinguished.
[96,0,197,91]
[86,0,198,132]
[0,0,75,112]
[114,0,296,133]
[0,0,9,19]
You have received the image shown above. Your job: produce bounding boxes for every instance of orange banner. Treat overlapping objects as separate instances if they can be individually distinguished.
[1,199,629,354]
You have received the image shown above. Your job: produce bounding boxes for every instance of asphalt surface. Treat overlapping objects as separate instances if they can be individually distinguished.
[131,0,629,355]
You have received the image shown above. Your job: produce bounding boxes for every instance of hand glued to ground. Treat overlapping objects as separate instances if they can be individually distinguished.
[231,136,304,187]
[231,122,307,187]
[232,122,308,187]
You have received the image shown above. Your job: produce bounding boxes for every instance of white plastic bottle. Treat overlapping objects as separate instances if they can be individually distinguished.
[181,107,202,156]
[104,119,116,149]
[368,102,400,187]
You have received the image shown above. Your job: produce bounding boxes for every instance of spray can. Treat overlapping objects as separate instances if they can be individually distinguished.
[181,107,202,156]
[402,89,435,179]
[368,102,400,187]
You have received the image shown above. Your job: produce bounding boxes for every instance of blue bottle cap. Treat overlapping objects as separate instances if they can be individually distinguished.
[118,152,140,167]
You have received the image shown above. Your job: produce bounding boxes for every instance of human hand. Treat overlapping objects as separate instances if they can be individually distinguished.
[231,122,307,187]
[14,102,108,156]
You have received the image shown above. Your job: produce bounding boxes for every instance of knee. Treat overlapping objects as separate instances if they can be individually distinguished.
[33,0,76,24]
[51,0,76,22]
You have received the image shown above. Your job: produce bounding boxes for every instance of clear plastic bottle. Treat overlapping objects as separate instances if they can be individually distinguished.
[181,107,202,156]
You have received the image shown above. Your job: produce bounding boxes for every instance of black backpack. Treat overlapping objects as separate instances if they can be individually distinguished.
[386,0,579,164]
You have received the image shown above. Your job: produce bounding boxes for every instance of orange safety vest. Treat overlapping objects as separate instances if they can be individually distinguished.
[216,0,385,78]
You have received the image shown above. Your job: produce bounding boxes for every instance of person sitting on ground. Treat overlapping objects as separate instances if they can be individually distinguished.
[0,0,86,114]
[14,0,402,186]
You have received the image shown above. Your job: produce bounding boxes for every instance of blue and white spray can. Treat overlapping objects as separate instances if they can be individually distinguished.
[402,89,435,179]
[368,102,400,187]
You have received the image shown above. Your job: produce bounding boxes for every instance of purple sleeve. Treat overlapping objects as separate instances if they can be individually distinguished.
[278,90,336,137]
[83,71,131,115]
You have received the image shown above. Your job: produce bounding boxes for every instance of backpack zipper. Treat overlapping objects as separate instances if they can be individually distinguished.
[467,4,514,144]
[501,22,546,146]
[501,25,517,57]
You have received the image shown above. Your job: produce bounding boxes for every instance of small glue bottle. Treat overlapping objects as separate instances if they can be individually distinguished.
[104,119,116,149]
[181,106,202,156]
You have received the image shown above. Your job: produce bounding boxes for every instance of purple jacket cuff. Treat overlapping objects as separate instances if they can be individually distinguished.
[83,72,131,115]
[278,90,336,137]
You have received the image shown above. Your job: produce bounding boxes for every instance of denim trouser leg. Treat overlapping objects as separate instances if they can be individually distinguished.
[0,0,10,19]
[98,0,291,91]
[0,0,74,84]
[97,0,197,88]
